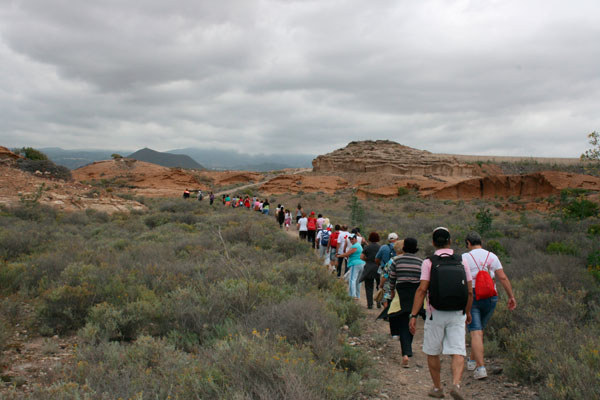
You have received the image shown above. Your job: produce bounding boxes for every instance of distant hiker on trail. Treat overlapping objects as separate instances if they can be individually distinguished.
[296,205,303,224]
[336,225,350,277]
[244,196,251,209]
[328,225,340,272]
[463,231,516,380]
[316,225,332,265]
[277,205,285,228]
[359,231,381,309]
[183,188,190,199]
[284,209,292,231]
[197,190,203,201]
[387,237,423,369]
[316,214,325,233]
[297,212,308,240]
[222,194,226,205]
[375,233,398,275]
[307,211,317,248]
[409,227,473,400]
[209,192,214,205]
[339,233,365,300]
[262,200,270,215]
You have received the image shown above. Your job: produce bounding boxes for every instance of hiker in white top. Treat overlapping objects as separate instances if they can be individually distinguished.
[462,231,516,381]
[297,212,308,241]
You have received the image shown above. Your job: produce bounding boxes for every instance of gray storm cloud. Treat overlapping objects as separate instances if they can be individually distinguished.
[0,0,599,157]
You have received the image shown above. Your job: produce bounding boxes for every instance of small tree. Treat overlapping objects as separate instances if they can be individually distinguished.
[16,147,48,160]
[111,153,123,159]
[349,195,365,231]
[581,131,600,161]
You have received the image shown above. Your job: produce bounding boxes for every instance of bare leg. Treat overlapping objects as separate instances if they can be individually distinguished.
[427,355,442,389]
[451,354,465,386]
[470,330,485,367]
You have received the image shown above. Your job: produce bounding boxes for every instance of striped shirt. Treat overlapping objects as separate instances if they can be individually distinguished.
[388,254,423,286]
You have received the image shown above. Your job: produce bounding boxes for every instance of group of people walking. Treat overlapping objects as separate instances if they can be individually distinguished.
[293,213,517,400]
[184,190,517,399]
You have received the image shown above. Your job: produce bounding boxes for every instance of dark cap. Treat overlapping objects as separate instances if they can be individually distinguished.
[402,237,419,254]
[432,227,451,246]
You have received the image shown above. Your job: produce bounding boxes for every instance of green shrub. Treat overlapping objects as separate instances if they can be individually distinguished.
[37,285,97,334]
[397,187,409,196]
[15,147,48,160]
[475,207,493,234]
[546,241,578,255]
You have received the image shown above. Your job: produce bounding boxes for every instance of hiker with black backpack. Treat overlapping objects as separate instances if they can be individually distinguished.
[463,231,516,381]
[409,227,473,400]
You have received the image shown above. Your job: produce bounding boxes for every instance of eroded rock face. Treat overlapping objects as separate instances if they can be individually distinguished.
[432,171,600,200]
[312,140,476,177]
[260,175,349,195]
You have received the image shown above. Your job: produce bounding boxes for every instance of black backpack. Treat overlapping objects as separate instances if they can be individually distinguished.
[428,253,468,312]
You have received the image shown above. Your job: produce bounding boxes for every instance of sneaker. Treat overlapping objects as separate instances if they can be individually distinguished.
[427,387,445,398]
[401,358,409,368]
[449,384,465,400]
[467,359,476,371]
[474,366,488,380]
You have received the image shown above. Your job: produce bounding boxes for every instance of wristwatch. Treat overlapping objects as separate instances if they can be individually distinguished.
[409,314,418,319]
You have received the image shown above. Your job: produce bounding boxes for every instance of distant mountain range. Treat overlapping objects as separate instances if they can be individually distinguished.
[40,147,315,171]
[167,148,315,171]
[127,148,204,169]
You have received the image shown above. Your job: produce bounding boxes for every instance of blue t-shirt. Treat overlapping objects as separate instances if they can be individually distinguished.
[375,243,396,267]
[348,243,365,267]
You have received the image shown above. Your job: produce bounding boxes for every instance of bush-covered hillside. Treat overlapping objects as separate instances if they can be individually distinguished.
[0,200,370,399]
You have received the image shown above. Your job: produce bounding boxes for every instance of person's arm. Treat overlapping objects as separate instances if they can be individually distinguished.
[495,269,516,310]
[409,280,429,335]
[341,247,357,258]
[465,280,473,324]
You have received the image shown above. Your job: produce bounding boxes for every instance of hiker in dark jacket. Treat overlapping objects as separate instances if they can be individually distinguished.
[360,232,381,309]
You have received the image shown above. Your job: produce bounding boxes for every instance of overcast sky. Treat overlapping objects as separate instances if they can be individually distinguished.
[1,0,599,157]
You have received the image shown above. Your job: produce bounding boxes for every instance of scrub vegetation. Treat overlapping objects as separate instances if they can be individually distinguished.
[2,187,600,399]
[0,200,369,399]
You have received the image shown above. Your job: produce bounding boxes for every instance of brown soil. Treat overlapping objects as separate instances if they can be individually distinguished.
[0,164,145,214]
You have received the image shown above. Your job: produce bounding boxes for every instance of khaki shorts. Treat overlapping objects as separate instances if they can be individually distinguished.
[422,309,467,356]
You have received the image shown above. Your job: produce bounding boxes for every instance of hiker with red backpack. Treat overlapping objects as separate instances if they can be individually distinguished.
[306,211,318,248]
[463,231,516,380]
[409,227,473,400]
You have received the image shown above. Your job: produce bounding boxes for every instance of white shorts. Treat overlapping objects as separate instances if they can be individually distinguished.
[422,309,467,356]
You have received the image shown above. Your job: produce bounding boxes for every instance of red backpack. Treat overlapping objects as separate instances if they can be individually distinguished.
[470,252,498,300]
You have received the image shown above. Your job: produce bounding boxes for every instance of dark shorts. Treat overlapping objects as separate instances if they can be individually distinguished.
[468,295,498,332]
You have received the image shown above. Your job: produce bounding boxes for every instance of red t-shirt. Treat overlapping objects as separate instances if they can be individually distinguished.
[329,231,340,248]
[307,217,317,230]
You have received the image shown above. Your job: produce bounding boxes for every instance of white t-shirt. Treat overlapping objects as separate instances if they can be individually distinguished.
[462,248,503,290]
[298,217,308,231]
[337,231,349,255]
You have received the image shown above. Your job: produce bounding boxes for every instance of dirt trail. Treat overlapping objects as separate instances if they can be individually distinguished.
[282,227,538,399]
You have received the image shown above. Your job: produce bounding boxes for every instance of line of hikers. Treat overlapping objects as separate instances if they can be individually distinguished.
[183,190,518,398]
[290,213,517,400]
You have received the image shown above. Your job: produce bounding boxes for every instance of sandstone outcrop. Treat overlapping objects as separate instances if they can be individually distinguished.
[312,140,476,177]
[432,171,600,200]
[260,175,349,195]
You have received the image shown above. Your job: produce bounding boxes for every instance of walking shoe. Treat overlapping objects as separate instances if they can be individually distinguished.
[401,358,409,368]
[449,384,465,400]
[427,387,445,398]
[474,366,488,380]
[466,359,476,371]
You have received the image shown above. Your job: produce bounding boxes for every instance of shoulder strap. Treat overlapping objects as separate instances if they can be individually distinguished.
[469,251,492,273]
